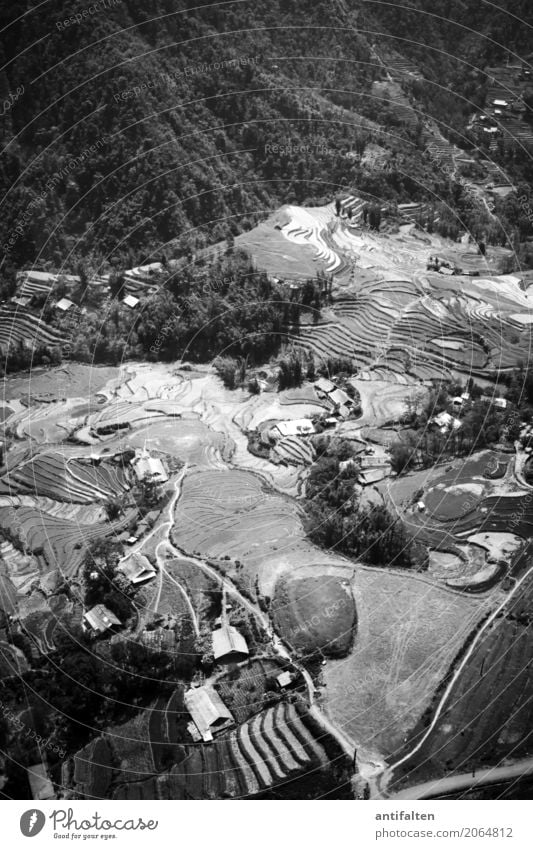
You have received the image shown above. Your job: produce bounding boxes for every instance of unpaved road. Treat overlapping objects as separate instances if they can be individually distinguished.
[377,563,533,798]
[391,757,533,799]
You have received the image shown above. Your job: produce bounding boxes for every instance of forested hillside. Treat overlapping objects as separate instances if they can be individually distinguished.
[0,0,531,273]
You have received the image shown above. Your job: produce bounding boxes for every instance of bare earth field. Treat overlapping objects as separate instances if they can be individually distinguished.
[1,363,118,402]
[321,568,492,759]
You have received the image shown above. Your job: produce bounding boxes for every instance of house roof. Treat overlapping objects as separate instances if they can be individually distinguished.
[28,763,56,800]
[359,468,388,485]
[276,671,293,688]
[18,270,58,283]
[360,455,390,469]
[123,294,140,308]
[118,553,156,584]
[274,419,315,437]
[84,604,121,632]
[56,297,75,311]
[133,455,168,482]
[184,686,233,741]
[328,388,352,407]
[337,403,353,419]
[212,624,249,660]
[315,377,335,394]
[432,411,462,432]
[433,411,452,427]
[11,295,31,308]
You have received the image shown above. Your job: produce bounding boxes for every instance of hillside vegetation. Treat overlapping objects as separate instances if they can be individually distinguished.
[1,0,530,275]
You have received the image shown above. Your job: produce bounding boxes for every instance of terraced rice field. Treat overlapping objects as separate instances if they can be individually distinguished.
[0,305,64,353]
[0,504,135,577]
[271,435,315,466]
[270,203,531,380]
[16,271,57,298]
[10,399,90,443]
[402,451,526,550]
[111,700,333,800]
[172,468,303,574]
[1,451,130,503]
[128,418,233,467]
[88,400,169,432]
[0,539,40,593]
[1,363,119,403]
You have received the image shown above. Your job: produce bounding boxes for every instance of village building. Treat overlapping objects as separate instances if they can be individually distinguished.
[276,671,294,690]
[359,454,390,470]
[131,451,168,483]
[184,685,234,743]
[123,294,140,309]
[83,604,121,637]
[493,397,507,410]
[17,270,58,287]
[55,297,75,311]
[358,468,389,486]
[326,387,355,419]
[27,762,56,800]
[431,411,462,434]
[118,553,156,585]
[11,295,32,308]
[273,419,315,438]
[314,377,335,396]
[212,624,249,663]
[328,388,352,408]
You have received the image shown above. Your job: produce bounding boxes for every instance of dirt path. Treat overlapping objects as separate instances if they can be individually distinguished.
[376,562,533,798]
[166,478,357,761]
[128,467,200,636]
[390,757,533,799]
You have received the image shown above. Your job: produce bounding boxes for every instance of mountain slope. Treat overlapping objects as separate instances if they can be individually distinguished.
[0,0,530,272]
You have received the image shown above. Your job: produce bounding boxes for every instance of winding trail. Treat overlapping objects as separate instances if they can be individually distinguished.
[165,472,357,762]
[376,562,533,798]
[390,757,533,799]
[127,466,200,637]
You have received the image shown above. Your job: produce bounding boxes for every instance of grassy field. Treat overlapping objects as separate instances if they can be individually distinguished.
[272,574,356,658]
[391,576,533,791]
[233,210,326,281]
[2,363,118,402]
[321,568,492,758]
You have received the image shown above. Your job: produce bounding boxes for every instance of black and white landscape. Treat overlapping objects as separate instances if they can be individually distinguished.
[0,0,532,803]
